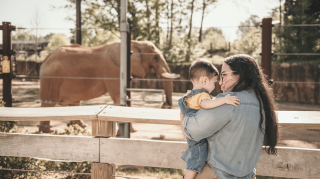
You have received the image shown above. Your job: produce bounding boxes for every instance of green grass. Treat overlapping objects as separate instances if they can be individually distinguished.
[117,166,184,179]
[257,176,296,179]
[25,89,39,95]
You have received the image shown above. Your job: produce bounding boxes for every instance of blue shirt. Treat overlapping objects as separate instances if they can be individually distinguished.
[183,90,265,178]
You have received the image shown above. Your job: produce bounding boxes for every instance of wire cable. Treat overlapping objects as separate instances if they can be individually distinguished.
[274,53,320,56]
[13,75,191,82]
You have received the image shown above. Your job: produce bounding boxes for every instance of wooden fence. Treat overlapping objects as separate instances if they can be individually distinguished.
[1,106,320,178]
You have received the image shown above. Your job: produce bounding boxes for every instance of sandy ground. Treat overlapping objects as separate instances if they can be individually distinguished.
[1,79,320,178]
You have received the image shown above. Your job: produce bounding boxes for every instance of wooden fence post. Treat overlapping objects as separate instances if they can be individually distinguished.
[92,120,116,137]
[91,163,116,179]
[261,18,272,78]
[76,0,81,45]
[92,106,116,179]
[1,22,15,107]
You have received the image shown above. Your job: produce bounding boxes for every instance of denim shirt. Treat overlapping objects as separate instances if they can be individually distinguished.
[183,90,265,178]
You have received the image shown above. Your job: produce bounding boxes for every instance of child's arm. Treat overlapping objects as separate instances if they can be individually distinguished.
[200,94,240,109]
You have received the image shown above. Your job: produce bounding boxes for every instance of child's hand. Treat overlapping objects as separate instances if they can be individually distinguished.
[224,94,240,107]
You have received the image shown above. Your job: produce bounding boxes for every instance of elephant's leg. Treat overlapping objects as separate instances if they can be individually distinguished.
[104,79,132,137]
[39,102,55,133]
[105,80,136,134]
[67,102,88,128]
[105,79,120,105]
[130,123,137,133]
[39,78,61,133]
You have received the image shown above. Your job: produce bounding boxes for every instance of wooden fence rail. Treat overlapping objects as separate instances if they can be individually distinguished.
[1,105,320,128]
[1,105,320,178]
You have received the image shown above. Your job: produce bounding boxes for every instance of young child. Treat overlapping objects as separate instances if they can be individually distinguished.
[178,59,240,179]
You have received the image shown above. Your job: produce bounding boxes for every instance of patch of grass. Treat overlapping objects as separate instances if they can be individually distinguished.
[25,89,39,95]
[0,100,5,107]
[117,166,184,179]
[257,176,296,179]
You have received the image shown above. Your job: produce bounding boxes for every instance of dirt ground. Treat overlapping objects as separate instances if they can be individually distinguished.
[1,79,320,178]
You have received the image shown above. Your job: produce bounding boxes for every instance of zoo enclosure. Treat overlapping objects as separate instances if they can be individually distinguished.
[0,106,320,178]
[2,18,320,106]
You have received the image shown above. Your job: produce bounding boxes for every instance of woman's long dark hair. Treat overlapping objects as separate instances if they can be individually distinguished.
[224,54,279,155]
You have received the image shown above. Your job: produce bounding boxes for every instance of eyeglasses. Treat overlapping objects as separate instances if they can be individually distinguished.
[220,71,236,82]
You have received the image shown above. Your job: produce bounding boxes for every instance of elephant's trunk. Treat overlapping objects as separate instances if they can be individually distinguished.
[161,77,173,108]
[154,61,180,109]
[159,72,180,109]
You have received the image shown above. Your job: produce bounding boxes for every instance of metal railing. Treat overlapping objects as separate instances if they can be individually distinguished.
[126,88,164,103]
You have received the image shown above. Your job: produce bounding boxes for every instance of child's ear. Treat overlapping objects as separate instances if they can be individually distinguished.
[202,76,208,84]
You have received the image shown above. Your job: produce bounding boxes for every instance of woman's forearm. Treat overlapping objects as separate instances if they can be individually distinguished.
[183,104,234,141]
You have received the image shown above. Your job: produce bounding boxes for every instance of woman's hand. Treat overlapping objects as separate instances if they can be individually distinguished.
[180,111,184,121]
[180,111,187,141]
[224,94,240,107]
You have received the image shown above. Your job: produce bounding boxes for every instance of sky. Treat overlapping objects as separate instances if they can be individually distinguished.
[0,0,283,42]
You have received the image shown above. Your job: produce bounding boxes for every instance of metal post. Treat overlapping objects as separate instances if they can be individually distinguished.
[126,22,131,107]
[76,0,81,45]
[120,0,130,138]
[1,22,15,107]
[261,18,272,78]
[279,0,282,54]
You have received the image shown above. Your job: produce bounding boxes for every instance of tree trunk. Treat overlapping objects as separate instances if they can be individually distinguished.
[155,0,160,45]
[199,0,206,42]
[146,0,151,40]
[186,0,195,62]
[116,0,121,27]
[166,0,169,41]
[128,1,138,40]
[169,0,174,49]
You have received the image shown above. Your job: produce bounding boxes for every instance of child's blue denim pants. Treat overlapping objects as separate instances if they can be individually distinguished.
[178,88,211,173]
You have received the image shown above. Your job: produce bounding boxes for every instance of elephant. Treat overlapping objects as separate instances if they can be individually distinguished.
[38,40,180,133]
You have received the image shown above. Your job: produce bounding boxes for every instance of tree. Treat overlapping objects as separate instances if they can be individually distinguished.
[230,15,261,61]
[57,0,167,47]
[29,7,45,60]
[12,28,33,41]
[185,0,196,62]
[45,34,71,54]
[201,28,228,51]
[232,28,261,59]
[236,15,260,38]
[198,0,218,42]
[274,0,320,62]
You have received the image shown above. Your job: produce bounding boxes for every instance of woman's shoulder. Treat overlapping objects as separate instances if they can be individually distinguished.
[217,90,260,107]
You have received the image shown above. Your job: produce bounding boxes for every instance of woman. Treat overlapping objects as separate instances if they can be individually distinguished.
[182,54,279,179]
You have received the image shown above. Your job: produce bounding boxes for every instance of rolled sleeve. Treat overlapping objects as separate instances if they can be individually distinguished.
[183,104,234,141]
[197,93,211,106]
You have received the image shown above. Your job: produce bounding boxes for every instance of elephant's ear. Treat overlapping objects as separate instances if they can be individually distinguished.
[107,43,121,68]
[131,45,146,78]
